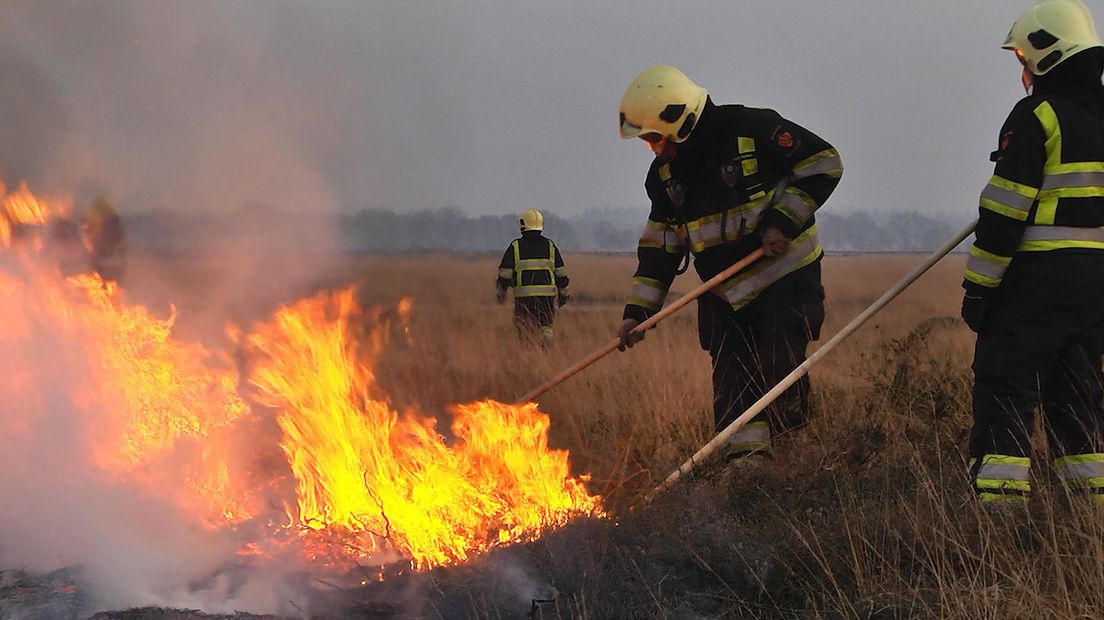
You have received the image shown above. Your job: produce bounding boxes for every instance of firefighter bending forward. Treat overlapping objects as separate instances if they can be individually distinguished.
[963,0,1104,504]
[616,66,843,462]
[496,209,569,347]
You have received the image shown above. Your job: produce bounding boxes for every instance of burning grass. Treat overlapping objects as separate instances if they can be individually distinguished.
[241,288,600,569]
[310,252,1104,618]
[0,184,601,618]
[3,182,1102,617]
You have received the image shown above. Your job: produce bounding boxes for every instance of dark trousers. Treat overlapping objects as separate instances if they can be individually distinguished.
[698,261,825,438]
[514,297,556,343]
[971,253,1104,460]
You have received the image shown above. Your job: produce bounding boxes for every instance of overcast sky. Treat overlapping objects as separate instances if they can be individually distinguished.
[0,1,1070,219]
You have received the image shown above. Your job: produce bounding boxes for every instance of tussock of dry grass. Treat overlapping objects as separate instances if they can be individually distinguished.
[123,252,1104,618]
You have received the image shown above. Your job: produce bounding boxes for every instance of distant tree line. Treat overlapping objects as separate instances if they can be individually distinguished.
[124,205,971,254]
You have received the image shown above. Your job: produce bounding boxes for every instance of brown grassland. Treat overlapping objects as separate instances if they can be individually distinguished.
[130,252,1104,618]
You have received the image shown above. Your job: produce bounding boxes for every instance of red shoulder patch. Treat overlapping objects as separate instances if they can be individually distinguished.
[777,131,794,148]
[991,130,1014,162]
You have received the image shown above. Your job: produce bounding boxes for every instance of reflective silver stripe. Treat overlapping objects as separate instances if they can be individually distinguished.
[727,423,770,448]
[628,276,668,309]
[1041,171,1104,191]
[965,253,1008,281]
[691,213,739,244]
[639,225,664,245]
[688,221,722,249]
[792,152,844,180]
[775,188,816,224]
[1055,461,1104,481]
[1022,225,1104,243]
[517,259,554,270]
[980,182,1035,214]
[686,205,765,252]
[515,285,556,297]
[720,229,820,306]
[498,268,513,280]
[975,462,1030,482]
[640,222,685,251]
[629,282,665,305]
[664,228,686,250]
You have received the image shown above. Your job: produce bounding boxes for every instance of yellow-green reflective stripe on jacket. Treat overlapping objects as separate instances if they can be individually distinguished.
[1015,101,1104,251]
[628,276,669,311]
[512,239,558,298]
[714,225,823,311]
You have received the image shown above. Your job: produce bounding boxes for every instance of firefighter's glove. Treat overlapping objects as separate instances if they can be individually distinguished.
[761,226,792,257]
[618,318,645,351]
[557,291,570,307]
[496,286,507,305]
[961,293,989,333]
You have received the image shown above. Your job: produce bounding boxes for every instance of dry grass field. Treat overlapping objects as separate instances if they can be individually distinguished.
[109,252,1104,618]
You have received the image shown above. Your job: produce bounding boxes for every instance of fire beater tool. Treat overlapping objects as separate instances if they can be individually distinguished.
[516,247,766,403]
[645,220,979,502]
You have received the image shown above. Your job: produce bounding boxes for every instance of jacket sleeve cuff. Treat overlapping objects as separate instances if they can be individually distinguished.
[758,207,800,238]
[962,280,994,298]
[623,304,652,322]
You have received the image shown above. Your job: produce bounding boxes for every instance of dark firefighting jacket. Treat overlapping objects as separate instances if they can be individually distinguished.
[497,231,568,297]
[964,50,1104,295]
[623,99,843,322]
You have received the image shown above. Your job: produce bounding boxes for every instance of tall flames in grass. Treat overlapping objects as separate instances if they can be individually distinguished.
[244,290,601,568]
[0,181,256,529]
[0,181,600,576]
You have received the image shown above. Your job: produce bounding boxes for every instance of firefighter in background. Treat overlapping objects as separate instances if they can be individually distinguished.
[496,209,569,347]
[962,0,1104,504]
[46,216,86,276]
[616,66,842,462]
[80,196,125,282]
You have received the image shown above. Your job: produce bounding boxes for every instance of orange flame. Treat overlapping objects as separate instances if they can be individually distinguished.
[0,184,256,526]
[0,181,54,247]
[0,274,256,525]
[0,181,601,571]
[245,289,601,568]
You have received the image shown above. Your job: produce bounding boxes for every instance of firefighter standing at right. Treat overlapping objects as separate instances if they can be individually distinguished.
[963,0,1104,504]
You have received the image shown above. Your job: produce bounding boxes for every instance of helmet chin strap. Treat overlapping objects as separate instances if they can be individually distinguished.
[1022,67,1035,95]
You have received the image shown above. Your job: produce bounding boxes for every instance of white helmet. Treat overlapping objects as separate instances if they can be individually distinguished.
[619,65,708,143]
[1004,0,1103,75]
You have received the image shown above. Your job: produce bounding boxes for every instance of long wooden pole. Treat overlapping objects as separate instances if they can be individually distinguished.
[645,220,978,502]
[517,248,766,404]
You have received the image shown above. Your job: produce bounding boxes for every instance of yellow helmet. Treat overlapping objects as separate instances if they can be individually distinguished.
[619,65,708,143]
[519,208,543,232]
[1003,0,1102,75]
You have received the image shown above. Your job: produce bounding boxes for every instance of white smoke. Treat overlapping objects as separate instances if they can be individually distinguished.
[0,3,357,615]
[0,272,285,614]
